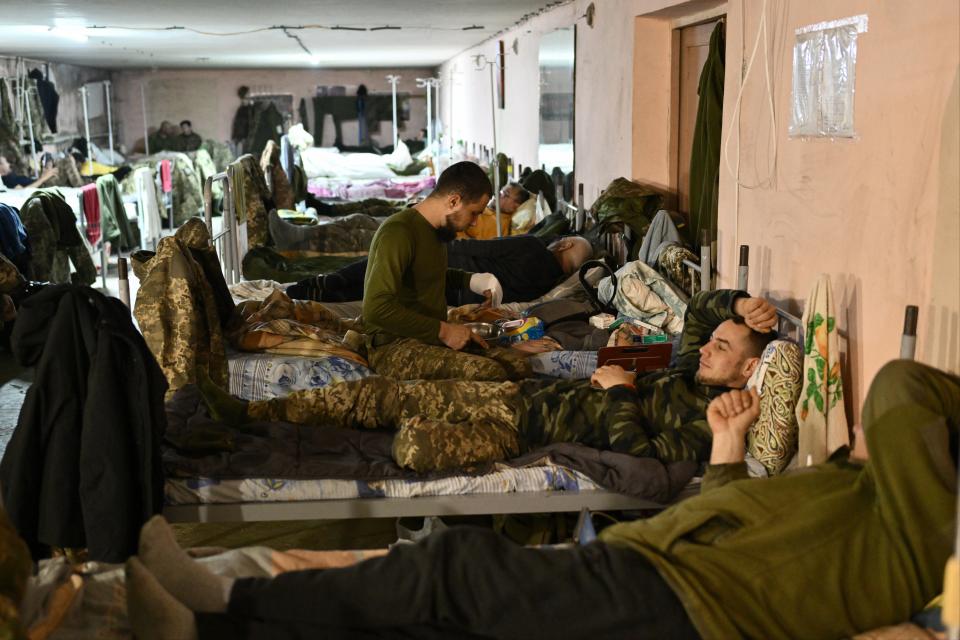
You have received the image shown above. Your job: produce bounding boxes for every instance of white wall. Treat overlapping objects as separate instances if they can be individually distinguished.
[110,67,434,152]
[438,0,692,200]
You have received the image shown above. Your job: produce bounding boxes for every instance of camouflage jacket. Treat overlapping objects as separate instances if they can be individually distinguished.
[228,154,272,249]
[19,190,97,286]
[260,140,295,211]
[133,218,233,399]
[517,288,746,463]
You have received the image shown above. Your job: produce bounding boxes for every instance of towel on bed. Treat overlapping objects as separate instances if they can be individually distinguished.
[795,274,849,466]
[231,289,367,366]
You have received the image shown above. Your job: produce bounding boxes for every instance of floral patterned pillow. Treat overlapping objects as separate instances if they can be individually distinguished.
[745,340,804,475]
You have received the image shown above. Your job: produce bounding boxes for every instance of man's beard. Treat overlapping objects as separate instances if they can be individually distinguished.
[436,219,458,242]
[695,370,731,387]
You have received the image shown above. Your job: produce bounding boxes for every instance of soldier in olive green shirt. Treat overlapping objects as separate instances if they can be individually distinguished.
[360,161,532,381]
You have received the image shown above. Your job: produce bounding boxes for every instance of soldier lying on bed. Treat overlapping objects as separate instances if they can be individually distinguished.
[285,233,594,306]
[199,288,779,471]
[128,359,959,640]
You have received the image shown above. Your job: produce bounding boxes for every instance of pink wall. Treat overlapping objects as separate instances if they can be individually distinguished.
[715,0,960,417]
[110,67,435,151]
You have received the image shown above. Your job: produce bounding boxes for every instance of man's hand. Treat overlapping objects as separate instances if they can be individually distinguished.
[707,388,761,464]
[734,297,777,333]
[439,321,488,351]
[40,166,59,181]
[510,337,562,354]
[469,273,503,308]
[590,364,637,390]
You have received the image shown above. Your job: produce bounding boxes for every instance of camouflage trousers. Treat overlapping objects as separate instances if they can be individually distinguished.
[248,376,522,472]
[368,337,533,382]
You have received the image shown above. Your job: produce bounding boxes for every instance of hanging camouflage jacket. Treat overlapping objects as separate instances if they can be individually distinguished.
[517,288,747,463]
[228,154,272,248]
[133,218,234,399]
[260,140,294,211]
[19,190,97,285]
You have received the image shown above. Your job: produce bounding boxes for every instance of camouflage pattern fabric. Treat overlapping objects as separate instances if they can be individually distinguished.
[229,154,271,248]
[260,140,295,210]
[657,243,699,297]
[19,191,96,285]
[247,289,746,470]
[134,217,229,399]
[168,153,205,226]
[23,78,51,139]
[44,155,84,188]
[515,289,745,462]
[241,246,366,283]
[0,79,26,174]
[200,139,235,173]
[315,198,403,219]
[589,178,664,259]
[248,376,521,473]
[0,507,31,640]
[367,337,533,382]
[0,253,24,294]
[268,210,381,253]
[189,148,220,200]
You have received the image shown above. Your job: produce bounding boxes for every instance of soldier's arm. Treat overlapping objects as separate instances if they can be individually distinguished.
[603,386,713,463]
[445,267,473,294]
[675,289,748,369]
[700,388,759,493]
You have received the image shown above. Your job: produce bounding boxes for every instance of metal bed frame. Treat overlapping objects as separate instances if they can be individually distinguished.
[203,171,241,285]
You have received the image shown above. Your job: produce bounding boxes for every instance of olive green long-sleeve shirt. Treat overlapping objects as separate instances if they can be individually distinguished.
[362,208,472,345]
[600,360,959,639]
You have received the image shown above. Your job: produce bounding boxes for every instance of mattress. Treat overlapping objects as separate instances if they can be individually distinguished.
[307,175,434,201]
[165,462,602,506]
[228,351,371,401]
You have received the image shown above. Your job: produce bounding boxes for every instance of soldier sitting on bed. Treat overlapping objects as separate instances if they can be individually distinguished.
[198,288,779,472]
[125,359,959,640]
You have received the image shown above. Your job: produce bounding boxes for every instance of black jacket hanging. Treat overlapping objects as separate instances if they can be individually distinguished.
[0,285,168,562]
[28,69,59,133]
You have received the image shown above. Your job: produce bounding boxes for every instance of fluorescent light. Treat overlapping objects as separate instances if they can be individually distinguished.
[49,26,88,43]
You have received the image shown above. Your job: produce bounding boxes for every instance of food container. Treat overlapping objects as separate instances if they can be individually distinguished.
[495,317,545,345]
[464,322,502,339]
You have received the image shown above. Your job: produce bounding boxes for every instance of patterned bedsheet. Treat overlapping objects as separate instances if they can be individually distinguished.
[228,351,371,401]
[166,463,601,505]
[528,350,598,379]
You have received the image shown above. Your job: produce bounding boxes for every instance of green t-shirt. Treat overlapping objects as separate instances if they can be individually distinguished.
[362,208,472,345]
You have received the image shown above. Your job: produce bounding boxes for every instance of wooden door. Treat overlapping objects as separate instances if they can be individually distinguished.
[676,19,721,217]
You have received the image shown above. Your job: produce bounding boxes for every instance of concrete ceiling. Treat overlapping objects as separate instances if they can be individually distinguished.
[0,0,563,69]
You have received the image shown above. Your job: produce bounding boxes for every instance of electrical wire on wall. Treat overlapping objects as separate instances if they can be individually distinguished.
[723,0,784,277]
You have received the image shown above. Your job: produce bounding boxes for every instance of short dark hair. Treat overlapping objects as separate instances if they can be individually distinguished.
[507,182,531,204]
[431,161,492,203]
[731,317,779,358]
[180,120,192,128]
